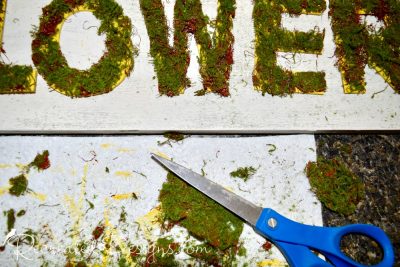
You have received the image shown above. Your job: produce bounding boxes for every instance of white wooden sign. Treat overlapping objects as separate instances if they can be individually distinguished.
[0,0,399,133]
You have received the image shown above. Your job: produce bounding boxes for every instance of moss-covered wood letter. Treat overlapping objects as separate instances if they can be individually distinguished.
[140,0,235,97]
[330,0,399,94]
[253,0,326,96]
[31,0,135,98]
[0,0,37,94]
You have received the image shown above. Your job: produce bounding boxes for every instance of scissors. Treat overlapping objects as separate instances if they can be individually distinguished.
[151,154,395,267]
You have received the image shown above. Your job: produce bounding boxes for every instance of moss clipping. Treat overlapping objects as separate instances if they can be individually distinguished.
[158,172,244,264]
[305,157,365,215]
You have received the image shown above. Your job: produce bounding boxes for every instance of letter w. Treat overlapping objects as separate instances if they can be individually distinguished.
[140,0,236,97]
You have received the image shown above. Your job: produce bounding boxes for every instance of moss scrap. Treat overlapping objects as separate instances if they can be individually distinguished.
[31,0,136,98]
[230,166,257,182]
[5,209,15,232]
[159,172,243,264]
[30,150,51,171]
[329,0,399,93]
[140,0,236,97]
[158,132,186,146]
[9,174,29,197]
[305,157,365,215]
[252,0,326,96]
[0,0,37,94]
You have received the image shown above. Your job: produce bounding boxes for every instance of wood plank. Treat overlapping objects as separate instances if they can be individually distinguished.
[0,0,398,133]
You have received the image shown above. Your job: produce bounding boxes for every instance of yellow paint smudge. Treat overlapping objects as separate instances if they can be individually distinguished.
[111,193,134,200]
[257,259,287,266]
[0,164,13,169]
[150,150,171,160]
[114,171,132,178]
[64,163,89,259]
[0,186,10,196]
[117,148,134,153]
[101,198,135,266]
[29,192,47,202]
[136,207,162,241]
[100,143,113,149]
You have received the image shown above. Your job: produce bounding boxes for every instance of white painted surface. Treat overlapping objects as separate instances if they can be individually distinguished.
[0,0,398,133]
[0,135,320,266]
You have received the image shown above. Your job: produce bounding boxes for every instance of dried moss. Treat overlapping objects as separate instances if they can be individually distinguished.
[329,0,400,93]
[252,0,326,96]
[145,237,179,267]
[140,0,236,97]
[230,166,257,182]
[159,172,243,251]
[31,0,136,97]
[5,209,15,232]
[30,150,51,171]
[9,174,29,197]
[305,157,365,215]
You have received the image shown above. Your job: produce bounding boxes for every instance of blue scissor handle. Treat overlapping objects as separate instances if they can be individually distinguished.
[255,208,394,267]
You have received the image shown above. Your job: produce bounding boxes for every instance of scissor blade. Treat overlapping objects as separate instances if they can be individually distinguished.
[151,154,263,226]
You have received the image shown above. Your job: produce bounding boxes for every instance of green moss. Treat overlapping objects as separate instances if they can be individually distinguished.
[31,0,136,98]
[230,166,257,182]
[329,0,399,93]
[253,0,326,96]
[158,132,186,146]
[159,172,243,250]
[146,237,179,266]
[17,210,26,217]
[0,2,36,95]
[305,157,365,215]
[9,174,28,197]
[140,0,236,97]
[6,209,16,232]
[30,150,50,171]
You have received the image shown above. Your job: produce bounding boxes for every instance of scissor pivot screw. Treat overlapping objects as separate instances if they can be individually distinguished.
[267,217,278,229]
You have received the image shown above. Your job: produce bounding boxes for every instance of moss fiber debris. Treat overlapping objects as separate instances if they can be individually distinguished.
[230,166,257,182]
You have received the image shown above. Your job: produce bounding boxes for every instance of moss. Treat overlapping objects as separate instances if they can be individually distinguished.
[159,172,243,251]
[0,0,36,94]
[119,207,127,223]
[6,209,15,232]
[31,0,136,98]
[253,0,326,96]
[186,242,242,266]
[17,210,26,217]
[158,132,186,146]
[230,166,257,182]
[140,0,236,97]
[30,150,51,171]
[305,157,365,215]
[92,223,105,240]
[329,0,399,93]
[9,174,29,196]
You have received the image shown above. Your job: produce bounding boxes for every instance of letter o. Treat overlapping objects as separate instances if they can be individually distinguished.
[32,0,136,97]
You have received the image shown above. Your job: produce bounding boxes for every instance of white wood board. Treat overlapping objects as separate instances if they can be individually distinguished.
[0,0,399,133]
[0,135,320,266]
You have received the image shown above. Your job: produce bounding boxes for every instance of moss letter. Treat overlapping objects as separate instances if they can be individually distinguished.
[330,0,400,93]
[140,0,236,97]
[253,0,326,96]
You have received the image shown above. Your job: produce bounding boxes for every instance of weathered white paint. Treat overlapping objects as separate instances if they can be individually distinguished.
[0,135,320,265]
[0,0,398,133]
